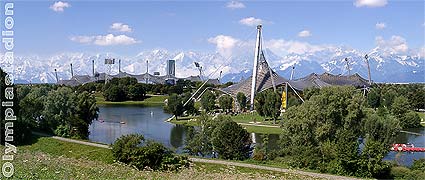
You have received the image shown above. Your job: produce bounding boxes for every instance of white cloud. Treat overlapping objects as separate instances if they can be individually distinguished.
[354,0,387,7]
[110,23,132,32]
[50,1,70,12]
[419,47,425,58]
[375,22,386,29]
[265,39,328,56]
[208,35,239,57]
[375,35,408,54]
[239,17,264,27]
[226,1,245,9]
[70,34,139,46]
[298,30,312,37]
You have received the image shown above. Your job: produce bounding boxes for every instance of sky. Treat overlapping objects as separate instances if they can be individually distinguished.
[2,0,424,58]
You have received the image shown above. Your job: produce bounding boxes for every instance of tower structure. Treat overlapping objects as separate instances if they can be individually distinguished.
[364,54,372,85]
[290,65,295,80]
[167,59,176,77]
[70,63,74,77]
[250,24,262,111]
[104,58,115,84]
[345,57,351,76]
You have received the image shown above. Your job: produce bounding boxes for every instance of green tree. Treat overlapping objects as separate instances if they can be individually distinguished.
[42,87,77,133]
[118,77,138,86]
[185,113,216,157]
[166,94,184,119]
[211,117,251,160]
[254,91,266,116]
[255,90,281,123]
[19,86,50,129]
[280,86,399,178]
[399,111,421,129]
[74,91,99,138]
[381,88,397,109]
[182,93,197,115]
[264,90,282,123]
[236,92,247,111]
[391,96,410,117]
[128,83,146,100]
[201,90,216,112]
[219,94,233,113]
[367,88,381,109]
[103,85,127,102]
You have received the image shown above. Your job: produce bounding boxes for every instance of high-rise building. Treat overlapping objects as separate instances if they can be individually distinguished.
[167,59,175,76]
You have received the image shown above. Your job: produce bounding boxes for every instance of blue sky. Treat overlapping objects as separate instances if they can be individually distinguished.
[3,0,424,57]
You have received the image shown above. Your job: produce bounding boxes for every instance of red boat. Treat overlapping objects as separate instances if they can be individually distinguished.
[391,143,425,152]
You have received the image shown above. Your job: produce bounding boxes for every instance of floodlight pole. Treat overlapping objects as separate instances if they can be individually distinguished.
[92,60,95,77]
[345,58,351,76]
[70,63,74,77]
[250,24,262,111]
[54,69,58,83]
[364,54,372,85]
[290,65,295,80]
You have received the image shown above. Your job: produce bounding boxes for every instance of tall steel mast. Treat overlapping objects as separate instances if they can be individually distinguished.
[250,24,262,111]
[364,54,372,85]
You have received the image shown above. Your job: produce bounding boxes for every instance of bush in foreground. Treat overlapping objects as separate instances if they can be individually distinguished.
[112,134,190,171]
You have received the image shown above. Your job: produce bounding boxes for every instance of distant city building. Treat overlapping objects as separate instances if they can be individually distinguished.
[167,60,175,76]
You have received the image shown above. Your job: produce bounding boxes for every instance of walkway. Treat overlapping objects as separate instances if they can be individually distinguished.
[190,158,357,180]
[237,122,280,128]
[32,132,357,180]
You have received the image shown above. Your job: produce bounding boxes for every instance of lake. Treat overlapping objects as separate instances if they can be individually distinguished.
[89,105,424,166]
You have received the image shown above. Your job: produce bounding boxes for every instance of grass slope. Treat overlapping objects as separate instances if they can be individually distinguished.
[11,135,321,179]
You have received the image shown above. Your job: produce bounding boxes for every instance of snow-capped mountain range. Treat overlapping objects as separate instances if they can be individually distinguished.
[1,46,424,84]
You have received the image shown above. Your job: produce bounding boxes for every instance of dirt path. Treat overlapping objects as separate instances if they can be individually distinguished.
[32,132,357,180]
[237,122,280,128]
[32,132,111,149]
[190,158,357,180]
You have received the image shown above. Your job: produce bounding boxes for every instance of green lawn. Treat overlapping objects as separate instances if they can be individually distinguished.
[19,135,114,164]
[230,112,281,125]
[243,125,282,134]
[95,92,168,106]
[418,112,425,126]
[169,115,282,134]
[10,135,318,179]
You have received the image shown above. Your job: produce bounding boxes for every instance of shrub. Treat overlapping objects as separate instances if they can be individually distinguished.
[112,133,189,171]
[54,125,71,138]
[390,166,411,179]
[111,134,144,164]
[411,158,425,171]
[211,118,251,160]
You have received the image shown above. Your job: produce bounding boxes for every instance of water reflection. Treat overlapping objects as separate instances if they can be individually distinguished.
[170,124,186,149]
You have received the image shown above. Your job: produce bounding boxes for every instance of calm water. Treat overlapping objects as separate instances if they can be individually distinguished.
[89,105,424,166]
[383,128,425,166]
[89,105,187,152]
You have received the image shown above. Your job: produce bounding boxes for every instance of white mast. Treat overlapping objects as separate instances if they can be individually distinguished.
[290,65,295,80]
[250,24,262,111]
[344,57,351,76]
[364,54,372,85]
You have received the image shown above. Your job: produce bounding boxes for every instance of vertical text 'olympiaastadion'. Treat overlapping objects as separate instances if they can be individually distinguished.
[2,2,16,178]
